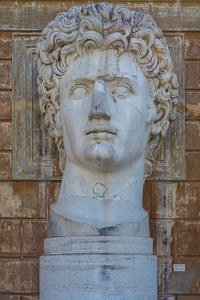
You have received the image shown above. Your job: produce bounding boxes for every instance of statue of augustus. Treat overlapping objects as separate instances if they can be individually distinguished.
[37,2,178,237]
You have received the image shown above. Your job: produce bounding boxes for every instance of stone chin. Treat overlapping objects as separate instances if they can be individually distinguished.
[83,142,115,171]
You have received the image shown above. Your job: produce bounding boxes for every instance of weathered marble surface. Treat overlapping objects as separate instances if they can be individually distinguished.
[12,33,184,180]
[36,2,178,236]
[44,236,153,254]
[40,236,157,300]
[36,2,178,299]
[49,49,151,235]
[48,209,150,237]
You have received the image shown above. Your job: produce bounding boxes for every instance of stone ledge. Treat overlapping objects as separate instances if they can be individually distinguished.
[44,236,153,255]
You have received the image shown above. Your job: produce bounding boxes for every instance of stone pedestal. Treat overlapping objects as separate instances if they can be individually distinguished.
[40,236,157,300]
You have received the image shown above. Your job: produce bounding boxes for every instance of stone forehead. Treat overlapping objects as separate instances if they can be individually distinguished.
[65,50,138,81]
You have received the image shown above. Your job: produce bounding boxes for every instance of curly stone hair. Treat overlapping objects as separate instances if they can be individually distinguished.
[36,2,178,176]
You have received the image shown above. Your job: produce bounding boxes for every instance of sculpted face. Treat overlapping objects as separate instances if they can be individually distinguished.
[60,50,152,172]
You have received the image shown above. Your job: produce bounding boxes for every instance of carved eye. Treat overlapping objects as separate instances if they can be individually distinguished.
[70,84,89,99]
[113,85,132,99]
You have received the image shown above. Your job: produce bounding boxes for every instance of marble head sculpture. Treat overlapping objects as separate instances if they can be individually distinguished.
[36,2,178,236]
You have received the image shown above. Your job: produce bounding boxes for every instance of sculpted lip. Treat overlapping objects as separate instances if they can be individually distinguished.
[85,126,117,135]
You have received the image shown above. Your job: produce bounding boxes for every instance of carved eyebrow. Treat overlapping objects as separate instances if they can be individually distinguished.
[70,74,137,91]
[103,74,137,91]
[68,78,92,90]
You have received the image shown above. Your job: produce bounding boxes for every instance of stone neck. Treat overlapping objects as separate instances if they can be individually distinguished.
[52,157,147,227]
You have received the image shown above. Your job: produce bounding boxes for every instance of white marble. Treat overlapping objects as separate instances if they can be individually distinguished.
[40,236,157,300]
[36,2,178,299]
[44,236,153,255]
[47,210,150,237]
[37,2,178,179]
[36,2,178,236]
[51,50,151,230]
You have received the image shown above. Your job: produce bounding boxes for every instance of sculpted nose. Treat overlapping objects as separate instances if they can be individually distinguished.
[88,80,111,121]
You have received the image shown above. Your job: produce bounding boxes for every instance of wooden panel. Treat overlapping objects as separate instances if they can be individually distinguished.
[12,32,185,180]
